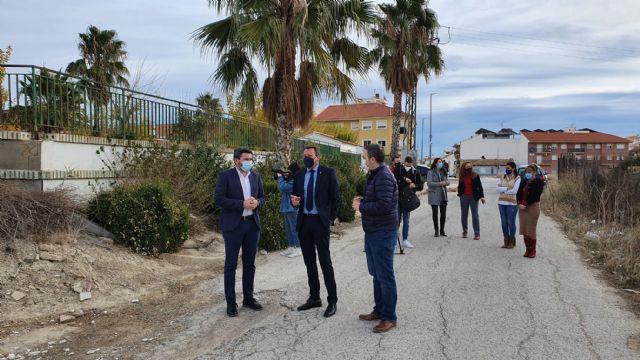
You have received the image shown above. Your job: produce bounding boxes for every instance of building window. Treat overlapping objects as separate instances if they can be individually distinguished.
[587,144,593,150]
[586,155,594,160]
[621,156,625,160]
[595,144,601,149]
[376,120,387,129]
[362,121,372,130]
[606,155,613,161]
[574,144,581,149]
[617,144,626,150]
[576,155,582,160]
[537,144,543,152]
[551,144,558,150]
[335,122,344,128]
[552,155,558,161]
[363,140,372,147]
[616,155,622,161]
[351,121,359,131]
[377,140,386,148]
[607,144,613,149]
[561,144,567,149]
[536,155,542,163]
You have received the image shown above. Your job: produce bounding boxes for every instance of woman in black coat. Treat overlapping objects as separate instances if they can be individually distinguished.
[517,164,545,258]
[457,161,485,240]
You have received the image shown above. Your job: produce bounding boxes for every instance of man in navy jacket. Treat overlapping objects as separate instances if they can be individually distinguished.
[215,148,266,317]
[353,144,399,333]
[290,145,341,317]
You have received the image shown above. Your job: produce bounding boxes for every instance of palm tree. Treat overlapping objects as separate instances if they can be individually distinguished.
[196,92,224,116]
[66,25,130,106]
[370,0,444,160]
[193,0,373,167]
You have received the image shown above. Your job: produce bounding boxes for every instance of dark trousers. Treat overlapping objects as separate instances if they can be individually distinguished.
[431,203,447,232]
[223,218,259,305]
[460,195,480,235]
[299,215,337,303]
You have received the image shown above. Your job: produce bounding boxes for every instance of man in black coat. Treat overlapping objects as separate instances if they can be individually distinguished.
[290,145,341,317]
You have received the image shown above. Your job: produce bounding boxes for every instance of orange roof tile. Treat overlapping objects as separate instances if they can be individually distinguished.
[522,131,630,144]
[314,103,405,121]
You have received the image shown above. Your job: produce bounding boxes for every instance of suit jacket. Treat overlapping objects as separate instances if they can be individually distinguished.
[214,168,266,232]
[292,165,340,232]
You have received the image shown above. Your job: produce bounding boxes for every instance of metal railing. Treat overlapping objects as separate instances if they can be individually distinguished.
[0,64,275,150]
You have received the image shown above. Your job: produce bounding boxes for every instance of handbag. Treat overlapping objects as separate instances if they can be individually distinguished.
[399,186,421,212]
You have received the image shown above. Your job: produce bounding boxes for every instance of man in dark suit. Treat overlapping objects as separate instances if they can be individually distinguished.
[215,148,266,317]
[290,146,341,318]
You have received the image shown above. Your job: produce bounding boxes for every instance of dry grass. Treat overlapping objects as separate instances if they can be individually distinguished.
[543,170,640,315]
[0,181,83,247]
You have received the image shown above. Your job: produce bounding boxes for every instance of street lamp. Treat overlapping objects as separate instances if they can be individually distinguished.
[429,92,437,164]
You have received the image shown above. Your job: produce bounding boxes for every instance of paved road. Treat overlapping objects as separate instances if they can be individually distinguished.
[142,179,640,360]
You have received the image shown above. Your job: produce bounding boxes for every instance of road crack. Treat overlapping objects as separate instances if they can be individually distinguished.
[547,258,602,360]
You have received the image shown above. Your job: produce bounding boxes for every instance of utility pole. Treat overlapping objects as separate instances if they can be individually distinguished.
[429,93,437,164]
[420,117,426,162]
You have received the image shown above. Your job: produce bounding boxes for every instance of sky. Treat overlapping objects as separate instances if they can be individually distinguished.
[2,0,639,157]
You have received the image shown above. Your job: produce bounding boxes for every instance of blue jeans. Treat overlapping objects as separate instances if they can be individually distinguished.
[364,229,398,322]
[398,205,410,240]
[498,205,518,237]
[283,211,300,247]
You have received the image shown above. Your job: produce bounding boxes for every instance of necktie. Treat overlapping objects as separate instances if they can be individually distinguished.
[306,170,315,212]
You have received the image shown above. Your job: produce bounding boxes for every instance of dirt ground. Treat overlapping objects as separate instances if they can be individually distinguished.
[0,221,356,360]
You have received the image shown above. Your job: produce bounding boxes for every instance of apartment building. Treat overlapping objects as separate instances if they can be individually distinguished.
[522,129,631,174]
[313,95,405,155]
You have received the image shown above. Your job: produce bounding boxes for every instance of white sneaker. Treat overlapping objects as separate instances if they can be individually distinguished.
[287,248,302,258]
[402,239,414,248]
[280,247,294,256]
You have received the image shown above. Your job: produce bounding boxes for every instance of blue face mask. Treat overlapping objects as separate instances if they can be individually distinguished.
[241,161,253,172]
[437,163,444,169]
[303,156,315,169]
[506,169,513,175]
[524,173,533,181]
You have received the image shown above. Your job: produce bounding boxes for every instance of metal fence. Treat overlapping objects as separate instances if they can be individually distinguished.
[0,64,275,150]
[0,64,363,164]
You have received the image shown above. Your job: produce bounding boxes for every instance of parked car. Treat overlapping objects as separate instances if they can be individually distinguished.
[416,164,430,177]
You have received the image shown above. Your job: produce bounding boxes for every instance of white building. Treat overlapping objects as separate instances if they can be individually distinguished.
[298,131,366,169]
[459,128,528,167]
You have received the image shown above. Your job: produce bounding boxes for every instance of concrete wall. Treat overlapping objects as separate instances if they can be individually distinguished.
[460,134,528,166]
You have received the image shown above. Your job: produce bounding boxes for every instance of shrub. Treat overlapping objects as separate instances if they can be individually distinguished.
[87,182,189,255]
[258,179,287,251]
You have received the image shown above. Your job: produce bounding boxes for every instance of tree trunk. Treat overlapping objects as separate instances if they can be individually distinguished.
[390,88,403,163]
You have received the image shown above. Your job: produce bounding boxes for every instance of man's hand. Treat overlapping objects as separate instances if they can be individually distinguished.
[352,196,361,212]
[404,177,412,184]
[439,181,447,186]
[290,195,301,207]
[480,198,486,205]
[244,197,258,210]
[518,204,527,210]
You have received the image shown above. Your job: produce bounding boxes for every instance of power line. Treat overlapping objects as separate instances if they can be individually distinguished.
[449,26,639,56]
[451,32,638,60]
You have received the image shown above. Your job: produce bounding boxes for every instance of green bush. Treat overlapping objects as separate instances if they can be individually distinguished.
[258,179,287,251]
[87,182,190,255]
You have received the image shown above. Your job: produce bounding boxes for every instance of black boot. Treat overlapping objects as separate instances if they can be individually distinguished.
[434,226,439,237]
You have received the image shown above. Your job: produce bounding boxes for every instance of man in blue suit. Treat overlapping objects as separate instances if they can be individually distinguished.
[290,146,341,317]
[215,148,266,317]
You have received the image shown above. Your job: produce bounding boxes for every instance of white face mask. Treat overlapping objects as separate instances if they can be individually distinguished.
[404,166,412,171]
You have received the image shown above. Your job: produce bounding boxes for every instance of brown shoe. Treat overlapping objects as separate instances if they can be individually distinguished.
[501,235,509,248]
[359,312,381,321]
[373,320,397,333]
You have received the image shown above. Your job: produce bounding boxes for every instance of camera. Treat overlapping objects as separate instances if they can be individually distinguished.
[272,168,293,181]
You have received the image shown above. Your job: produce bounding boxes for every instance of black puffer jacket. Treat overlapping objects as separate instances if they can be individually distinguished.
[360,165,399,232]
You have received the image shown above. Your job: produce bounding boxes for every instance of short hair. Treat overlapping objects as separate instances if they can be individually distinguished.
[233,148,253,159]
[364,144,385,163]
[404,156,413,163]
[304,145,319,156]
